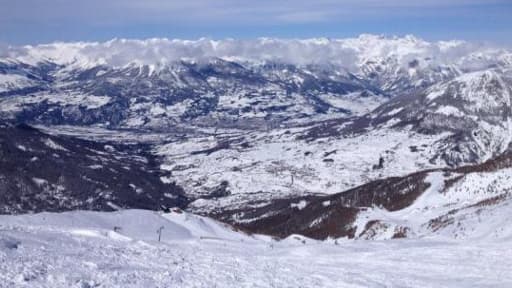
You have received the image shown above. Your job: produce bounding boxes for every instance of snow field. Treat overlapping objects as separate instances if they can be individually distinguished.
[1,209,511,287]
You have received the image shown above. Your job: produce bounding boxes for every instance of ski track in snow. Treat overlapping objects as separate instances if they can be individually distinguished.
[1,210,511,288]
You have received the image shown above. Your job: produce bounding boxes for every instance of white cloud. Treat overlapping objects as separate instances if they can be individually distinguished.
[3,35,509,72]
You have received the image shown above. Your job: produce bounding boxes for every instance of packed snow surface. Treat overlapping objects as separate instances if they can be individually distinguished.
[1,210,511,287]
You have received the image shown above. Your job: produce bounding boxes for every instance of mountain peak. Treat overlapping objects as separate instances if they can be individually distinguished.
[426,69,511,112]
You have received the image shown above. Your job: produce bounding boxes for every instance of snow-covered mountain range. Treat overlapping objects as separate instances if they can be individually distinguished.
[1,35,512,242]
[1,35,511,128]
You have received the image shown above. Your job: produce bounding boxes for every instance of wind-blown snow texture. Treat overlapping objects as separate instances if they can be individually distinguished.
[1,209,511,288]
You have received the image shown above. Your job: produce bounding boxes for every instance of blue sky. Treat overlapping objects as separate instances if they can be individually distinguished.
[1,0,511,45]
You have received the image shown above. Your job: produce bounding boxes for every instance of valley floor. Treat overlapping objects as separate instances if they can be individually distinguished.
[0,210,511,288]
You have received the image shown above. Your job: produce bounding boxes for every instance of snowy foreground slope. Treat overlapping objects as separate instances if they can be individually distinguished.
[1,209,511,288]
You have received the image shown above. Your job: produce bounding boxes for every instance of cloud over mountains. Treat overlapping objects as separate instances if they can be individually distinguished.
[2,35,509,73]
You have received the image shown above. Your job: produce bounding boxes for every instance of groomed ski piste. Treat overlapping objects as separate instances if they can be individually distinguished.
[1,209,511,288]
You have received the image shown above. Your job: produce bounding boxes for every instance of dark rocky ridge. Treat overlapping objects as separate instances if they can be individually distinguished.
[0,123,189,214]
